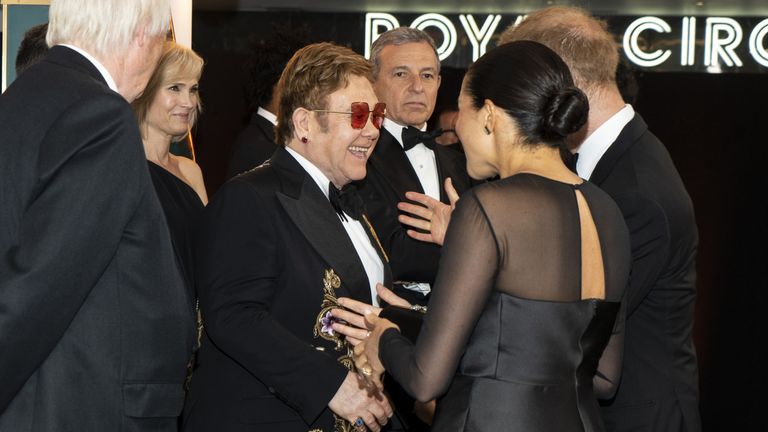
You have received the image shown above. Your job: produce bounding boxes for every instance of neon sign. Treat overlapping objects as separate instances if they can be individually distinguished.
[364,13,768,73]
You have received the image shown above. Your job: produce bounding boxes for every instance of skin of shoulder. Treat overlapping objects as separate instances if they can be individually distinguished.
[173,154,208,204]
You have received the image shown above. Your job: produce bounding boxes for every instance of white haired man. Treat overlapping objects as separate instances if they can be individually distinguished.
[0,0,195,430]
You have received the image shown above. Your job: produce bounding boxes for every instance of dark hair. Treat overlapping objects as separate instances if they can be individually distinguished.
[16,23,49,76]
[465,40,588,148]
[245,25,313,112]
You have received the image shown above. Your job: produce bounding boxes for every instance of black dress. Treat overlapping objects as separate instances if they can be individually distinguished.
[379,173,631,431]
[148,161,204,301]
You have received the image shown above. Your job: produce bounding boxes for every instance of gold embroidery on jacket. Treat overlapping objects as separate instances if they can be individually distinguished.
[313,269,357,432]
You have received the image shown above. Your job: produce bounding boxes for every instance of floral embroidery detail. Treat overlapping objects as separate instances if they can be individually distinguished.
[313,269,359,432]
[319,311,336,337]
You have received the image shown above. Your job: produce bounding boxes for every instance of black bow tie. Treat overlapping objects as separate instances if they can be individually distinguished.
[402,126,442,151]
[328,182,365,222]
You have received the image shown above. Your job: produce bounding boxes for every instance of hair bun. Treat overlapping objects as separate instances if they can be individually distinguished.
[540,86,589,139]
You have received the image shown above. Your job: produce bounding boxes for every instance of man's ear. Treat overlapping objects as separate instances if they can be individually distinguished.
[292,107,311,142]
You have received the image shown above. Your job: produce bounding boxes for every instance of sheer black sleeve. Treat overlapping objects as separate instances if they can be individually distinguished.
[379,191,498,402]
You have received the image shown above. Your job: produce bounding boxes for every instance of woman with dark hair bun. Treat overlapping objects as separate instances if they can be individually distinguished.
[345,40,632,431]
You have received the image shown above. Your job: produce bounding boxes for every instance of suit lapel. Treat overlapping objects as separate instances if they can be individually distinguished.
[271,149,372,303]
[590,114,648,186]
[434,145,466,203]
[369,128,424,198]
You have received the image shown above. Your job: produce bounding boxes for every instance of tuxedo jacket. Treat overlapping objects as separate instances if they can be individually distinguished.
[226,112,278,179]
[358,128,472,293]
[183,147,399,431]
[0,46,195,431]
[594,115,701,432]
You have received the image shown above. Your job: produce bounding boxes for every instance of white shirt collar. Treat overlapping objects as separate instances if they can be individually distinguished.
[576,104,635,180]
[383,118,426,148]
[285,146,332,199]
[60,44,118,93]
[257,107,278,126]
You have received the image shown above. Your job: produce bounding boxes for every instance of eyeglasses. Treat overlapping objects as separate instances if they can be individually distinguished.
[313,102,386,130]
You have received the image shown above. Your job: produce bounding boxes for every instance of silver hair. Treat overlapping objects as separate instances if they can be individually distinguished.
[369,27,441,79]
[47,0,170,59]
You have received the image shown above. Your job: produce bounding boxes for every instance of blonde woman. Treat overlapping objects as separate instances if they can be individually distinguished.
[132,41,207,297]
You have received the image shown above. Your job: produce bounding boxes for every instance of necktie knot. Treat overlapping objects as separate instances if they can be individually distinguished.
[402,126,441,151]
[328,182,365,222]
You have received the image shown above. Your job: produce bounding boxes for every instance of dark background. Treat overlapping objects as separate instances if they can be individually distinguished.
[190,11,767,431]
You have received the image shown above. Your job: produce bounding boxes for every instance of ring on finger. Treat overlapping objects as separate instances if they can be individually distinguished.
[353,417,366,431]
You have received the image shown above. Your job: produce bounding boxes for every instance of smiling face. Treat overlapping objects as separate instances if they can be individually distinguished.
[305,75,381,188]
[145,76,199,140]
[373,41,441,128]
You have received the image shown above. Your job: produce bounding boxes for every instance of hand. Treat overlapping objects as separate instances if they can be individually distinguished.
[334,284,411,346]
[328,371,393,432]
[397,177,459,246]
[353,314,398,391]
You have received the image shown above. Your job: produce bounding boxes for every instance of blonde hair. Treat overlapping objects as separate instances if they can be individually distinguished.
[132,41,204,142]
[499,6,618,95]
[275,42,372,146]
[47,0,170,58]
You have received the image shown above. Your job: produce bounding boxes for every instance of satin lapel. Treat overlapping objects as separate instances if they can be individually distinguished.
[590,114,648,186]
[369,129,424,198]
[272,150,372,303]
[433,145,461,204]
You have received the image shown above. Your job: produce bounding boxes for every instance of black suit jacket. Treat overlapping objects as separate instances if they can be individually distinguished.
[0,46,195,431]
[358,127,472,298]
[183,147,398,431]
[594,114,701,432]
[226,112,278,178]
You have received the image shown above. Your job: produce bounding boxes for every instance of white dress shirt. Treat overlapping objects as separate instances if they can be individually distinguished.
[382,118,437,296]
[60,44,118,94]
[576,104,635,180]
[286,146,384,306]
[257,106,278,126]
[383,119,440,200]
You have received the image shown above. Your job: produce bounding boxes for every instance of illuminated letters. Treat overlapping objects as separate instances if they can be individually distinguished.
[459,14,502,62]
[623,17,673,67]
[681,17,697,66]
[705,18,743,67]
[410,13,458,60]
[749,18,768,67]
[365,13,399,59]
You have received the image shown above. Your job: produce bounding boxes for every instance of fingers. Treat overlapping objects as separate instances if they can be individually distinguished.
[444,177,460,206]
[405,229,433,243]
[403,191,438,208]
[331,307,367,329]
[367,397,391,428]
[337,297,379,316]
[376,283,411,308]
[331,322,368,345]
[359,412,380,432]
[397,201,433,220]
[398,214,431,232]
[363,313,380,330]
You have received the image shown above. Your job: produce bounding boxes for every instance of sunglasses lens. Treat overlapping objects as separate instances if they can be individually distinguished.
[350,102,369,129]
[371,103,386,129]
